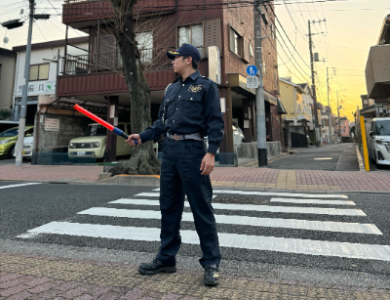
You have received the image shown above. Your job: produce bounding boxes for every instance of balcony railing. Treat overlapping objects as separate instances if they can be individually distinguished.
[62,48,179,76]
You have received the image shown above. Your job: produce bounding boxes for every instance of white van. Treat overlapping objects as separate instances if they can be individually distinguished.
[368,117,390,166]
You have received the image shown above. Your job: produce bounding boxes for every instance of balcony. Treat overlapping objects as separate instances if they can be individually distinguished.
[56,49,176,97]
[63,0,176,28]
[365,44,390,99]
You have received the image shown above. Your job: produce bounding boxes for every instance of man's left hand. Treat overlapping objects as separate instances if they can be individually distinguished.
[200,153,215,175]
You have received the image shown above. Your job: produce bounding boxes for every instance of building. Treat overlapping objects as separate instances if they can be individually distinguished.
[334,117,351,143]
[54,0,281,162]
[0,48,17,118]
[363,14,390,119]
[11,37,88,125]
[320,105,336,144]
[279,78,313,148]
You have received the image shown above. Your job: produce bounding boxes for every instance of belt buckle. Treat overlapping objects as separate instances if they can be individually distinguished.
[173,134,180,141]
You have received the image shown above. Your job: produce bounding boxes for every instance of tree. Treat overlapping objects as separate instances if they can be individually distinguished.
[109,0,161,175]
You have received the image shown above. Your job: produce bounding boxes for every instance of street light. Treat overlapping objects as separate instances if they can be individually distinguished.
[1,19,24,29]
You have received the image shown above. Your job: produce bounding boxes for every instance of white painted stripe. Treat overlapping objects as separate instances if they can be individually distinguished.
[110,199,365,216]
[78,207,382,235]
[17,222,390,261]
[136,191,349,199]
[153,188,160,191]
[0,183,41,190]
[271,198,356,206]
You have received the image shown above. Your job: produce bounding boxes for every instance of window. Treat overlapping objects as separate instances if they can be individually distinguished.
[136,31,153,64]
[229,27,243,57]
[178,24,203,58]
[29,64,49,81]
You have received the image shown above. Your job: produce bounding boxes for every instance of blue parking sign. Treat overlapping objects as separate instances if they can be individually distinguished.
[246,65,258,76]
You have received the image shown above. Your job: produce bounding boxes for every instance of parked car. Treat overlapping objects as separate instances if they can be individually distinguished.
[368,117,390,166]
[204,124,245,152]
[68,123,133,160]
[0,126,34,158]
[13,135,34,160]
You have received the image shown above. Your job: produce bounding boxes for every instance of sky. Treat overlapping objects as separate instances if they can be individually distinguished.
[1,0,389,122]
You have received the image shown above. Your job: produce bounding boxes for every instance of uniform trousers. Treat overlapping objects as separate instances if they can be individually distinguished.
[156,137,221,268]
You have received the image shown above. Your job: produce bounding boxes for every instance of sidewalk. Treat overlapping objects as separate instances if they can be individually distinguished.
[1,164,390,192]
[1,251,389,300]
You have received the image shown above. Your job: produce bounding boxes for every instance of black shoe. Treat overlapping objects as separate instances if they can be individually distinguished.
[138,257,176,275]
[204,264,219,286]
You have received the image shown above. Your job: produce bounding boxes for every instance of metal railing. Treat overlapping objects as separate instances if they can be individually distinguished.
[62,48,182,75]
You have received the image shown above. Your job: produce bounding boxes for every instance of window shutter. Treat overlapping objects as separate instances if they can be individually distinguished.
[229,26,234,53]
[203,19,221,58]
[242,38,250,62]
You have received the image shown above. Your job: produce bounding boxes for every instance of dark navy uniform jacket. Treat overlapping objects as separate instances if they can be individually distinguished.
[139,70,225,154]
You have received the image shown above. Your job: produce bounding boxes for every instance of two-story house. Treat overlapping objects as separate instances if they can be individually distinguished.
[279,77,312,148]
[55,0,280,162]
[11,37,88,124]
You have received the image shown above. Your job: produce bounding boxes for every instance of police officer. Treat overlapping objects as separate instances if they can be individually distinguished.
[126,43,224,286]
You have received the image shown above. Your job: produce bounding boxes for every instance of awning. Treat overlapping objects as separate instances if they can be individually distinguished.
[227,73,278,106]
[277,97,287,114]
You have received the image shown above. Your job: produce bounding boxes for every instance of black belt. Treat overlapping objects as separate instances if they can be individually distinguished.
[167,133,203,142]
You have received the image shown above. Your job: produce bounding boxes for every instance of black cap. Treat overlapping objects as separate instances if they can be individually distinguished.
[167,43,201,62]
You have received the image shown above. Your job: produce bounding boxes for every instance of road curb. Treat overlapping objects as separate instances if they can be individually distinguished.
[96,174,160,186]
[356,145,366,171]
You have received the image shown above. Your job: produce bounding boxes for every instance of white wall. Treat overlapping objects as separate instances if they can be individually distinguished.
[13,42,88,99]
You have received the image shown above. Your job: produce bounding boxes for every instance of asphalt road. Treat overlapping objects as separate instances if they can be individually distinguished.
[1,182,389,288]
[269,143,361,171]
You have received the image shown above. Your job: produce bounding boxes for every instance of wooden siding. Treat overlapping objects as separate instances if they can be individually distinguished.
[56,70,176,97]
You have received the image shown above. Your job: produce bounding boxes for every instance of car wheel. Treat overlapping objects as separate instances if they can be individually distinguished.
[8,146,15,158]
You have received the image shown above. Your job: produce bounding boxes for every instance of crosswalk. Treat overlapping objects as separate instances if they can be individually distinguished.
[16,188,390,262]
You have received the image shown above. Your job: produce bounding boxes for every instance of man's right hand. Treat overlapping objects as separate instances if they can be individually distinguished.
[126,134,142,147]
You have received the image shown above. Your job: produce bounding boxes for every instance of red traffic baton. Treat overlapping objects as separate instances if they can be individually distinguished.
[73,104,138,145]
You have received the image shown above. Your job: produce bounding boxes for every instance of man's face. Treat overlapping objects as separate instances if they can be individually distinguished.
[172,56,191,74]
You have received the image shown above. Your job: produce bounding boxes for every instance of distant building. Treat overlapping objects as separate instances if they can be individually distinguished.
[363,14,390,120]
[0,48,17,116]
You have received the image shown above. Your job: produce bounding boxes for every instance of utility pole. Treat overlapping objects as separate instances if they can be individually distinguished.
[337,90,340,143]
[254,0,267,167]
[326,67,332,144]
[308,21,319,145]
[15,0,35,166]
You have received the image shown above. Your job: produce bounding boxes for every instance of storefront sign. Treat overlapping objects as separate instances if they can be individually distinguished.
[17,81,56,96]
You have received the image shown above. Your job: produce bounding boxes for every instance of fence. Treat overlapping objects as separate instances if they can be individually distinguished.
[233,141,282,163]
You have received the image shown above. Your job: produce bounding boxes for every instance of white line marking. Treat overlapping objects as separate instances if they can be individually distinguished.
[271,198,356,206]
[0,183,41,190]
[78,207,382,235]
[136,191,349,199]
[152,188,160,191]
[17,222,390,261]
[110,199,365,216]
